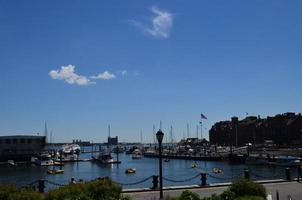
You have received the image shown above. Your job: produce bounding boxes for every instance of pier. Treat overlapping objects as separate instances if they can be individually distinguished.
[143,152,225,161]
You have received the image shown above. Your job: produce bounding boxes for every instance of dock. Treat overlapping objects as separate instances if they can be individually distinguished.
[143,153,225,161]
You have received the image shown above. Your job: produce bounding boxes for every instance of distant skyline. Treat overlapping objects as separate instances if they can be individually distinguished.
[1,0,302,143]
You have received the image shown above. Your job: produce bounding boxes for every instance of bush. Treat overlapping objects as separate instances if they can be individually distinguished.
[0,179,125,200]
[0,184,44,200]
[45,179,122,200]
[220,190,236,200]
[229,179,266,199]
[179,190,200,200]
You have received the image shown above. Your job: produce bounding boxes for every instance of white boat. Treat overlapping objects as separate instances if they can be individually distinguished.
[132,149,142,159]
[55,144,81,162]
[35,152,54,166]
[96,153,114,164]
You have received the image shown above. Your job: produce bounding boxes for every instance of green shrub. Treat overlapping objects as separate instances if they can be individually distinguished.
[220,190,236,200]
[0,184,44,200]
[45,179,121,200]
[229,179,266,198]
[179,190,200,200]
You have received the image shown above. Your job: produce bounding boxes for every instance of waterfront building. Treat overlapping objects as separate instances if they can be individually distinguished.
[0,135,46,162]
[108,136,118,145]
[209,112,302,147]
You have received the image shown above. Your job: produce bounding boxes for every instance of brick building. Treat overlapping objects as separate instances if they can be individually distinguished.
[209,112,302,147]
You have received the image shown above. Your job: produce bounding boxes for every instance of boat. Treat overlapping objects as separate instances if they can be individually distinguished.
[125,168,136,174]
[55,144,81,162]
[213,167,223,174]
[191,162,198,168]
[164,159,170,162]
[7,160,17,166]
[95,151,114,164]
[132,149,142,159]
[53,161,64,166]
[269,156,301,166]
[35,152,54,166]
[47,169,64,174]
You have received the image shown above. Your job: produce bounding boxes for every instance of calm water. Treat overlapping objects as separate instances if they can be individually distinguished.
[0,148,298,190]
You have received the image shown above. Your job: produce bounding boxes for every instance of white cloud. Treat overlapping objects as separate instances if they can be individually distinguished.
[49,65,93,86]
[90,71,116,80]
[134,6,173,39]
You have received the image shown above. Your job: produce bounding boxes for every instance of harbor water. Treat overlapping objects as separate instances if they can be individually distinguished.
[0,147,298,191]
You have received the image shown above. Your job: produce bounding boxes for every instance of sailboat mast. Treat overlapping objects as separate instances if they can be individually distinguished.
[153,124,156,144]
[44,121,48,144]
[187,123,190,138]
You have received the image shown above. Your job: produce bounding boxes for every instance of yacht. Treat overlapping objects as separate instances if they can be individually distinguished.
[132,149,142,159]
[95,152,114,164]
[35,152,54,166]
[55,144,81,162]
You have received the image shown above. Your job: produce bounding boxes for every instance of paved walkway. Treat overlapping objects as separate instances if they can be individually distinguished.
[125,181,302,200]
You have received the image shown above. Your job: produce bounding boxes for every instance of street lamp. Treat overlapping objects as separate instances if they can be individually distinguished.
[156,129,164,199]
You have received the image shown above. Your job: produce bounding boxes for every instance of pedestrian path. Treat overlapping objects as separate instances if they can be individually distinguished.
[125,181,302,200]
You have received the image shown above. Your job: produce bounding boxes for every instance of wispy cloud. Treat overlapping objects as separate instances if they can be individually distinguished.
[49,65,120,86]
[49,65,93,86]
[90,71,116,80]
[133,6,173,39]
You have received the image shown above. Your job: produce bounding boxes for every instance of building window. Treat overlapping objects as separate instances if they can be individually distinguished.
[0,139,2,144]
[20,139,25,144]
[27,139,32,144]
[13,139,18,144]
[5,139,11,144]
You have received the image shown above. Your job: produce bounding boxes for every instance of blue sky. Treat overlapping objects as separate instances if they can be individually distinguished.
[0,0,302,143]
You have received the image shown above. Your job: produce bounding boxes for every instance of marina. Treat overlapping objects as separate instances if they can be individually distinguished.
[0,146,299,191]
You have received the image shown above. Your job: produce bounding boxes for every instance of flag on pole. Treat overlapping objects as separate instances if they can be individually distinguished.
[201,113,207,120]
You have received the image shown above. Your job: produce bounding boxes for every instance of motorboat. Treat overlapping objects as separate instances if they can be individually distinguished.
[213,167,223,174]
[132,149,142,159]
[191,162,198,168]
[35,152,54,166]
[47,169,64,174]
[125,168,136,174]
[55,144,81,162]
[95,152,114,164]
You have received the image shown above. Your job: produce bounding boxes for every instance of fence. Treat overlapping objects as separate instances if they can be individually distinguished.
[21,167,299,193]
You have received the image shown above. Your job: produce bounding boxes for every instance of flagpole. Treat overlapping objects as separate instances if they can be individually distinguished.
[200,119,203,139]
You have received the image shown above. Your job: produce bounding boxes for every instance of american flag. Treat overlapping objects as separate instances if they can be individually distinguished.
[201,113,207,120]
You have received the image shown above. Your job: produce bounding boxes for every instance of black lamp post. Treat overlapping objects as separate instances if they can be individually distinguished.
[156,129,164,199]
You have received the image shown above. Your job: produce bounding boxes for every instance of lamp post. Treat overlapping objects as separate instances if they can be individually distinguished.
[156,129,164,199]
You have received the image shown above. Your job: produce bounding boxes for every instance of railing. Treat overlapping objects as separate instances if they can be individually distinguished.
[21,167,299,193]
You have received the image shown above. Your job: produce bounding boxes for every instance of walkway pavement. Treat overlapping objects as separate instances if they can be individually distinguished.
[124,181,302,200]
